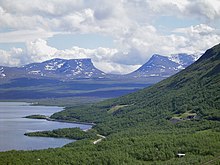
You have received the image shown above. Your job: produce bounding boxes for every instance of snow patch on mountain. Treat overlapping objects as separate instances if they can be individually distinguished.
[0,67,6,77]
[45,61,66,71]
[128,53,200,79]
[169,53,202,66]
[28,70,44,76]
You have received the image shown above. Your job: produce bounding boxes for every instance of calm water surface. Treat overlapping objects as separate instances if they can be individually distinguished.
[0,102,92,151]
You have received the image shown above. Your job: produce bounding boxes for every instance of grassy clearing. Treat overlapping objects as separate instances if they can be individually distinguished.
[173,111,197,120]
[107,105,129,114]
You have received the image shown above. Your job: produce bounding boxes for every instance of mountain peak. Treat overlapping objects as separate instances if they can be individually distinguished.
[0,58,106,80]
[39,58,105,79]
[151,54,164,58]
[128,53,199,81]
[197,43,220,61]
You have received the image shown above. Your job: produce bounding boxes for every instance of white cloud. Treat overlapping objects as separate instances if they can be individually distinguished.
[0,0,220,33]
[0,29,56,43]
[146,0,189,14]
[93,61,140,74]
[174,24,215,35]
[0,0,84,17]
[145,0,220,21]
[25,39,58,62]
[172,24,220,52]
[0,39,129,74]
[0,48,24,66]
[187,0,220,21]
[0,22,219,73]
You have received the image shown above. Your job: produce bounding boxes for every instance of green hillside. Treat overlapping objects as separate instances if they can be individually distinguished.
[51,43,220,135]
[0,44,220,164]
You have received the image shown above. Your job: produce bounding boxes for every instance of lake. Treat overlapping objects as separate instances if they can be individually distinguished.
[0,102,92,152]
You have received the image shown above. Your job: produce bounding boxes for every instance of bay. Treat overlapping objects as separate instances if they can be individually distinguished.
[0,102,92,151]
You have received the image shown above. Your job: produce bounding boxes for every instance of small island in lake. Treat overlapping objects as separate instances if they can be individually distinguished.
[24,114,48,120]
[25,127,98,140]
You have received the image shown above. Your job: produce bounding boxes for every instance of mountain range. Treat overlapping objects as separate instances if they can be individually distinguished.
[0,53,201,100]
[0,53,200,83]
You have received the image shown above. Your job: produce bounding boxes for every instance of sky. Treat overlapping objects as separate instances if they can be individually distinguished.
[0,0,220,74]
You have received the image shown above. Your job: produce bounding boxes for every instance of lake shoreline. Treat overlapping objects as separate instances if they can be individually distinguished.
[19,101,96,128]
[0,102,92,152]
[46,118,96,127]
[24,115,95,127]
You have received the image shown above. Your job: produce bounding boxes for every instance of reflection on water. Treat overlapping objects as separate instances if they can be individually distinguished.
[0,102,92,151]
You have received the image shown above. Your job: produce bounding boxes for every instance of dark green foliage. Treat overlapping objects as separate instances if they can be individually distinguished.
[1,127,220,164]
[25,127,97,140]
[24,114,47,119]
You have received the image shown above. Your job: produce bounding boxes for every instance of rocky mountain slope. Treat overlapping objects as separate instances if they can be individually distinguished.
[128,53,200,79]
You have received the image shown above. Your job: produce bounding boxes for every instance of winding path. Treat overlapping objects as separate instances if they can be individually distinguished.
[93,134,106,144]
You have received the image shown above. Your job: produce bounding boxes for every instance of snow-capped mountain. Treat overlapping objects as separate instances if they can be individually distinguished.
[0,55,201,100]
[128,53,201,79]
[24,58,106,79]
[0,54,200,83]
[0,58,106,81]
